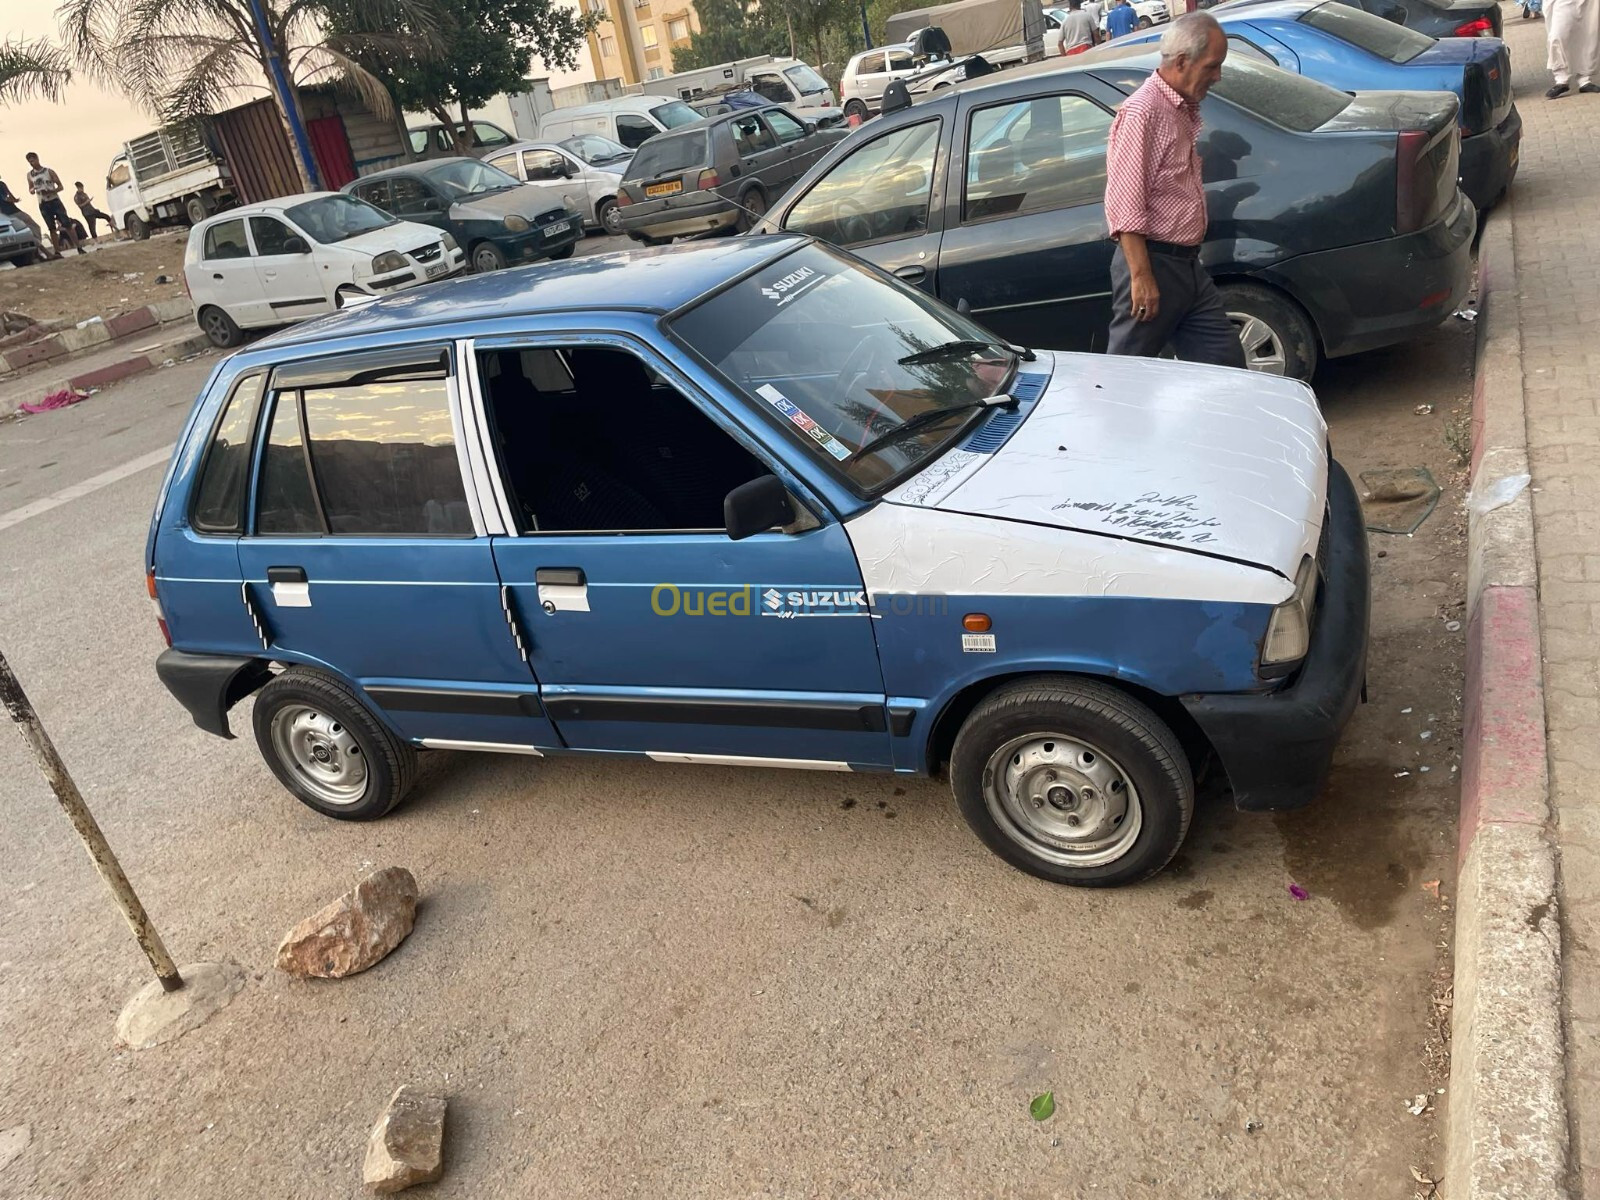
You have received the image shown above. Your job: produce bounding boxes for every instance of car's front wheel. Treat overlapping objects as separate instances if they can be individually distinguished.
[252,669,416,821]
[949,677,1194,887]
[125,213,149,241]
[196,304,244,348]
[1218,281,1319,380]
[471,241,508,273]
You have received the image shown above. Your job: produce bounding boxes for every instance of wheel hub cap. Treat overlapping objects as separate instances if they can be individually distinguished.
[1229,311,1288,375]
[984,735,1142,868]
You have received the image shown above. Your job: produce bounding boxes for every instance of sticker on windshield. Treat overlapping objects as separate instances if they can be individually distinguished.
[756,384,852,461]
[759,265,825,307]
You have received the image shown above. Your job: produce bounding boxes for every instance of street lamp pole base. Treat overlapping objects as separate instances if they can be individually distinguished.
[115,960,246,1051]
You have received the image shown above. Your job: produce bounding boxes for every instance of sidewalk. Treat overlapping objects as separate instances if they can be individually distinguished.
[0,325,212,421]
[1500,11,1600,1197]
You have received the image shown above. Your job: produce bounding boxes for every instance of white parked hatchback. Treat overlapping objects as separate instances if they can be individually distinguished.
[183,192,467,348]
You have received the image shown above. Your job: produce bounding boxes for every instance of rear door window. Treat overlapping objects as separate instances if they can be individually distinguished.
[616,114,659,149]
[352,179,392,210]
[389,176,436,217]
[733,113,777,155]
[203,218,251,260]
[964,93,1113,222]
[782,119,941,247]
[1298,1,1434,62]
[857,51,885,74]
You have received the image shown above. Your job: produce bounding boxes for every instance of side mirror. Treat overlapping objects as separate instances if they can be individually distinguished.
[421,196,443,212]
[803,120,817,134]
[724,475,795,541]
[283,235,311,254]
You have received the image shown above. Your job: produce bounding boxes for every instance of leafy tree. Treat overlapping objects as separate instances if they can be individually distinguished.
[60,0,437,191]
[772,0,861,73]
[0,38,71,107]
[328,0,602,152]
[669,0,787,72]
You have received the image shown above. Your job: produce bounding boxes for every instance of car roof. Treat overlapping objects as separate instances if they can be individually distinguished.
[249,235,808,351]
[354,158,476,183]
[1205,0,1326,16]
[195,192,345,222]
[546,96,675,118]
[947,43,1160,97]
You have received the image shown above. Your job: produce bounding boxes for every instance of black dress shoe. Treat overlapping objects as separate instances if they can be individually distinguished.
[1548,82,1571,98]
[1582,83,1600,93]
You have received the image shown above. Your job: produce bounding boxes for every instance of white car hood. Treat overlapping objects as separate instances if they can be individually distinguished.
[888,352,1328,577]
[335,220,444,255]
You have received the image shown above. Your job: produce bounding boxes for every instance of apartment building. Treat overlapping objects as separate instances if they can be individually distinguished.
[585,0,702,84]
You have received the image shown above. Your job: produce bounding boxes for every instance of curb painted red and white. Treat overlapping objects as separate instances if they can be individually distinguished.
[1445,203,1571,1199]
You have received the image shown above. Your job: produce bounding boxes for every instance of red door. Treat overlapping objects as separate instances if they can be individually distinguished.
[307,116,357,190]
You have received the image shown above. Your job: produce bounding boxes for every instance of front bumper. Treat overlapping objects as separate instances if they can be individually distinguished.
[1180,459,1370,812]
[1267,189,1476,361]
[505,214,584,262]
[1461,104,1522,209]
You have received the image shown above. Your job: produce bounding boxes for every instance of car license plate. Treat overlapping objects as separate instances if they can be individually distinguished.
[645,181,682,197]
[425,262,447,278]
[543,221,571,238]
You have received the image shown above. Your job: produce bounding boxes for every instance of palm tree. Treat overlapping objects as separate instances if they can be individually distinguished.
[58,0,437,191]
[0,38,72,107]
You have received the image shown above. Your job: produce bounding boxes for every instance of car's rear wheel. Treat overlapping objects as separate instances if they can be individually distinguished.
[125,213,149,241]
[471,241,508,273]
[196,304,244,348]
[844,98,869,121]
[949,676,1194,887]
[736,187,768,233]
[1217,281,1319,381]
[252,669,416,821]
[184,196,208,226]
[597,197,624,236]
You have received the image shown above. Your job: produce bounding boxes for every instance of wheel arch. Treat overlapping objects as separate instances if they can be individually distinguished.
[1210,272,1327,359]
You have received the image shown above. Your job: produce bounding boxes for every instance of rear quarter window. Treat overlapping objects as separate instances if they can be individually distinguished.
[1297,1,1435,63]
[627,132,710,179]
[190,373,266,533]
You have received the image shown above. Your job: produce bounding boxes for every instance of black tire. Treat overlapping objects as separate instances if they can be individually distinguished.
[949,676,1194,887]
[597,197,624,236]
[844,98,869,121]
[252,668,416,821]
[629,231,668,246]
[1137,15,1153,27]
[184,195,208,225]
[196,304,244,348]
[126,213,149,241]
[1216,281,1319,381]
[735,186,767,234]
[7,250,38,267]
[471,241,508,273]
[547,243,576,260]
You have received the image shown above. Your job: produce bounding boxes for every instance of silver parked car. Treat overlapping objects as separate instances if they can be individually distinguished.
[485,136,635,237]
[617,106,845,245]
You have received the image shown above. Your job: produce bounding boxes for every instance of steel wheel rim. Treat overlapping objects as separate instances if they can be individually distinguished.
[982,733,1142,868]
[1230,311,1288,375]
[602,203,623,235]
[270,705,368,806]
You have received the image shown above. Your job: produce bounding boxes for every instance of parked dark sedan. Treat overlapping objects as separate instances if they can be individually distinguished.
[756,47,1476,379]
[1216,0,1503,39]
[346,157,583,274]
[618,106,847,244]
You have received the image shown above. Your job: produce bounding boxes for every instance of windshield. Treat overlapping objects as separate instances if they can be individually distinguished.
[558,134,632,165]
[1207,53,1351,130]
[283,194,396,244]
[784,63,830,94]
[421,158,522,198]
[651,100,703,129]
[1298,1,1434,62]
[672,244,1016,490]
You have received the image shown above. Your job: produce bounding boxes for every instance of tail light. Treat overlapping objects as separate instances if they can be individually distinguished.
[1394,129,1439,235]
[1461,64,1491,135]
[696,169,720,190]
[616,189,633,206]
[1454,15,1491,34]
[147,567,172,647]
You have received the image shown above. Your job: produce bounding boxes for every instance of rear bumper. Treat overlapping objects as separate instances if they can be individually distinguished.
[620,195,741,238]
[1270,189,1476,360]
[1180,460,1370,812]
[156,649,272,739]
[1461,103,1521,209]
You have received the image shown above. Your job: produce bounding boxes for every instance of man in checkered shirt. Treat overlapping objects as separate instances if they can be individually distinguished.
[1103,13,1243,369]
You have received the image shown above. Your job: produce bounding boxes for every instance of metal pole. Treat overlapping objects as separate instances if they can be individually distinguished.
[860,3,873,49]
[0,647,184,993]
[246,0,322,191]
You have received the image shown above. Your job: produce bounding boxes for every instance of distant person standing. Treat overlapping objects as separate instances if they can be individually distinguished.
[72,182,114,240]
[0,177,55,259]
[1059,0,1100,53]
[1545,0,1599,95]
[1106,0,1140,39]
[1103,12,1244,369]
[25,152,83,256]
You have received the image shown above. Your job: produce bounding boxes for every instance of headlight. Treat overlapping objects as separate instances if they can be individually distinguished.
[439,232,458,251]
[503,214,531,232]
[370,251,408,273]
[1261,555,1318,668]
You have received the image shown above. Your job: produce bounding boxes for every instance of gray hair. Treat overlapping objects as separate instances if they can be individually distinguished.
[1159,11,1222,61]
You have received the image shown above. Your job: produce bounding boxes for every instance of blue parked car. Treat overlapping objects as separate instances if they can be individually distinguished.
[1121,0,1518,207]
[146,236,1368,888]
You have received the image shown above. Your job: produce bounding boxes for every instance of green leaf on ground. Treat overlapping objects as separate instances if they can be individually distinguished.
[1030,1092,1055,1121]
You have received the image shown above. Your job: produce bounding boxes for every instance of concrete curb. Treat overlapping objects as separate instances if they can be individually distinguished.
[0,297,193,374]
[0,329,212,422]
[1445,202,1571,1198]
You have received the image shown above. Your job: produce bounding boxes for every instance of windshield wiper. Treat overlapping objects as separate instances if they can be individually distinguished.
[897,339,1005,366]
[852,393,1018,461]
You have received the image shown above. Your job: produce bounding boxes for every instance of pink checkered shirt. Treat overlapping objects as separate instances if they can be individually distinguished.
[1104,72,1207,245]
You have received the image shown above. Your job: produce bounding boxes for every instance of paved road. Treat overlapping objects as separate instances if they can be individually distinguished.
[0,263,1468,1197]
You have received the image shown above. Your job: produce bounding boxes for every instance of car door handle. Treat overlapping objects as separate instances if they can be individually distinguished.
[894,265,927,283]
[267,566,307,584]
[266,566,311,608]
[212,273,224,280]
[535,567,585,586]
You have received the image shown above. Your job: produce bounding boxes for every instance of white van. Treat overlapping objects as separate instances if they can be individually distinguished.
[538,96,705,152]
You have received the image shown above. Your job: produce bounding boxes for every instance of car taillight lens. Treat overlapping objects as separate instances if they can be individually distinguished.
[696,169,720,190]
[1454,16,1491,34]
[616,190,633,205]
[1461,64,1490,135]
[1395,128,1431,235]
[147,568,171,647]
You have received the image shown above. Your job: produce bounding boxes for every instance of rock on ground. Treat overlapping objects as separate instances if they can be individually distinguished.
[363,1086,446,1193]
[0,1125,30,1173]
[276,867,418,980]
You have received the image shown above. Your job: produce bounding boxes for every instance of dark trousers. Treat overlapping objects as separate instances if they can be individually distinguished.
[78,205,111,237]
[1107,242,1246,370]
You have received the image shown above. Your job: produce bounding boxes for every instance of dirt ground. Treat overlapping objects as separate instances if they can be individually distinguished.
[0,229,190,326]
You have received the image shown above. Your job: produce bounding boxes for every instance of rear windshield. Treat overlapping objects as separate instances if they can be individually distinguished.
[1299,1,1434,62]
[1207,54,1352,131]
[650,100,703,129]
[627,131,710,178]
